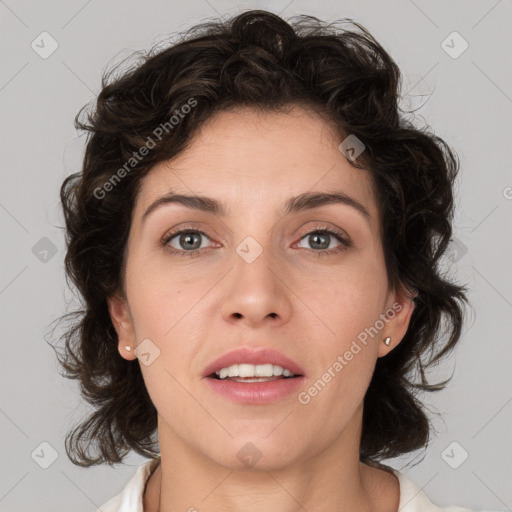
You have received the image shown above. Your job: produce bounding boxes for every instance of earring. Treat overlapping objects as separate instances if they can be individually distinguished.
[384,337,391,346]
[125,345,132,351]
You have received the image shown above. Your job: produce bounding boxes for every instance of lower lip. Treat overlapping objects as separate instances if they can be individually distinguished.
[203,376,305,404]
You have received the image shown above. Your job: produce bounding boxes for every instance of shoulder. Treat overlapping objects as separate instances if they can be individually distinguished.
[95,458,159,512]
[392,469,491,512]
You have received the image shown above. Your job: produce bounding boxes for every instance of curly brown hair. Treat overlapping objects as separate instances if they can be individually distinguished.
[50,9,467,468]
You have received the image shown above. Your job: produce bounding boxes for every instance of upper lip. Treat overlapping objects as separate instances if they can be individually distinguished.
[202,347,306,378]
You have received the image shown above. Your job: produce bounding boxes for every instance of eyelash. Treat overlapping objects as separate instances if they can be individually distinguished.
[161,224,352,258]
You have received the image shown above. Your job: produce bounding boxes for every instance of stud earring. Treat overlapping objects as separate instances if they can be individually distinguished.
[125,345,132,351]
[384,337,391,346]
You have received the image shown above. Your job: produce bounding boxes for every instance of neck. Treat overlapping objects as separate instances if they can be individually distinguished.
[143,407,400,512]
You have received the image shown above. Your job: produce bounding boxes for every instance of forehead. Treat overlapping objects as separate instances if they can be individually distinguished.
[134,105,378,221]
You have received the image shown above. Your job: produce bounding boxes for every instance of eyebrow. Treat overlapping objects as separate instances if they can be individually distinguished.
[141,189,371,224]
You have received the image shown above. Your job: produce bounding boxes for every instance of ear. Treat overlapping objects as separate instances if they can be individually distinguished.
[107,292,137,361]
[378,285,416,358]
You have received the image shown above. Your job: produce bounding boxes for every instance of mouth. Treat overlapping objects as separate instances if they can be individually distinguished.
[202,347,306,380]
[207,363,302,383]
[201,347,305,403]
[204,368,305,404]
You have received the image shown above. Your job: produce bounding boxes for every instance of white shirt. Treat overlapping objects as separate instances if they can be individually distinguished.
[95,458,482,512]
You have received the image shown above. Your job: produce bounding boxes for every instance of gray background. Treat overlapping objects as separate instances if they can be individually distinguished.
[1,0,511,511]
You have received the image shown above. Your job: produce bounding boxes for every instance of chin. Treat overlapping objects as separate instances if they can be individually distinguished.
[203,436,304,472]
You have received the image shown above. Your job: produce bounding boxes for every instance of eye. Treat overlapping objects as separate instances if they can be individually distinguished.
[163,229,215,257]
[161,225,352,258]
[296,227,351,255]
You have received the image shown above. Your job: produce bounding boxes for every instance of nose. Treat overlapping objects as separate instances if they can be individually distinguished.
[220,239,293,328]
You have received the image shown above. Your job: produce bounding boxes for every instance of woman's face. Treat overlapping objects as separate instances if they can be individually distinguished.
[108,105,414,470]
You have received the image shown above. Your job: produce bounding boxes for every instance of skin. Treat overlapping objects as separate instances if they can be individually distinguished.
[108,105,415,512]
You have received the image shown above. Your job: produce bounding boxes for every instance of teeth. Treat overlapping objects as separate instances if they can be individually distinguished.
[227,365,239,377]
[215,364,296,379]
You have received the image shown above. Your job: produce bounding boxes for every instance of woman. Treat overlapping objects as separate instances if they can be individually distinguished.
[55,9,483,512]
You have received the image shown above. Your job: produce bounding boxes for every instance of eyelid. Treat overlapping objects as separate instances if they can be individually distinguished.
[293,223,353,254]
[297,222,351,242]
[162,221,352,255]
[160,222,218,246]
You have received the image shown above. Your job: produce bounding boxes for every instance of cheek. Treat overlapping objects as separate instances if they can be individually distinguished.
[124,261,212,388]
[297,276,382,417]
[298,258,388,337]
[125,250,201,338]
[292,255,387,396]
